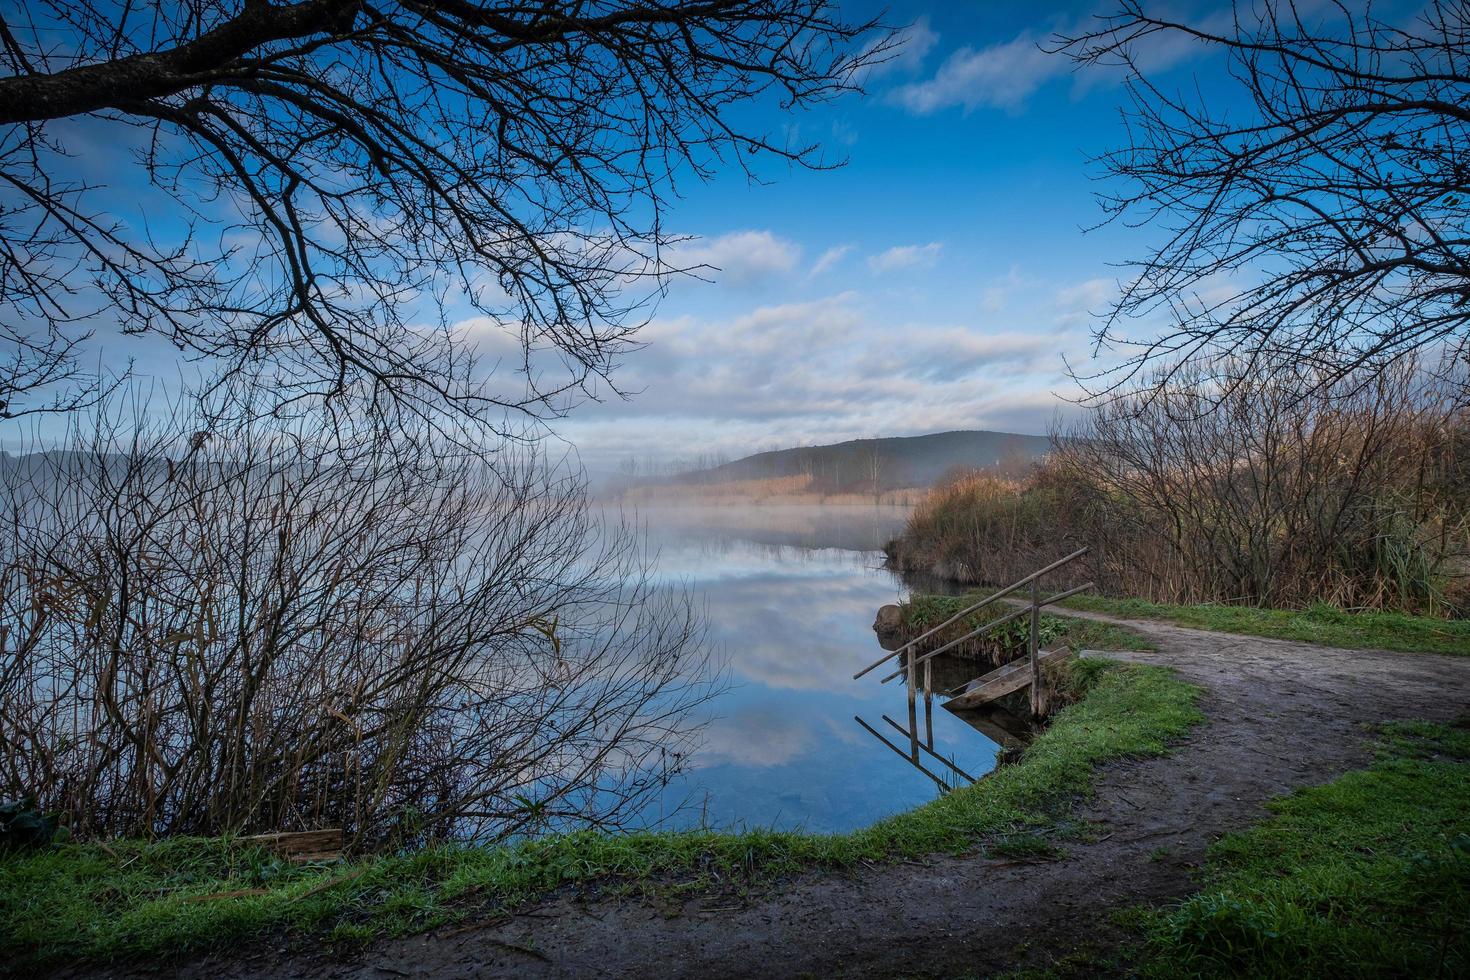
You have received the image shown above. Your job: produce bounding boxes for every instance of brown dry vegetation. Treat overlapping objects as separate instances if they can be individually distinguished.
[889,360,1470,614]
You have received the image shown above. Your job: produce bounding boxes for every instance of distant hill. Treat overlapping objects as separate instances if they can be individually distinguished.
[616,429,1051,497]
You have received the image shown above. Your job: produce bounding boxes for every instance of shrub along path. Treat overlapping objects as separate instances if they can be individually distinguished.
[62,612,1470,979]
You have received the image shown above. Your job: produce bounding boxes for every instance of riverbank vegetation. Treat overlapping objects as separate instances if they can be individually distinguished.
[889,359,1470,618]
[1061,597,1470,657]
[0,398,716,847]
[1137,720,1470,977]
[0,660,1200,970]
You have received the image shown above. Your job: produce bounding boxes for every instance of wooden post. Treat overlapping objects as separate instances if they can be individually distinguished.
[1029,578,1042,719]
[906,651,919,762]
[923,658,934,749]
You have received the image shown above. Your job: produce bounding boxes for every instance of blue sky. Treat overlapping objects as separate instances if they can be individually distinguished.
[1,1,1244,467]
[556,1,1222,472]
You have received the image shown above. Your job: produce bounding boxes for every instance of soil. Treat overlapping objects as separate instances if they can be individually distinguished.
[67,611,1470,979]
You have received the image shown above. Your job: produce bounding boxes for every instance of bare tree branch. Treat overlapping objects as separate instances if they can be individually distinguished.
[1057,1,1470,401]
[0,390,719,842]
[0,1,890,430]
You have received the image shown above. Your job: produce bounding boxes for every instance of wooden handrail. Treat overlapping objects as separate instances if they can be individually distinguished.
[877,604,1026,683]
[853,547,1089,680]
[876,580,1095,684]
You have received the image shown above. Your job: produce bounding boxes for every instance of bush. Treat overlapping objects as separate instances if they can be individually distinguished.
[0,398,715,847]
[0,799,63,853]
[891,359,1470,615]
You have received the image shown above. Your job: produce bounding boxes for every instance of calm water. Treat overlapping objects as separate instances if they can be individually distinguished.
[634,504,1002,834]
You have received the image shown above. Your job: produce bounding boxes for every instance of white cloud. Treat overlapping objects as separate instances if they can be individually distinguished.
[889,33,1063,114]
[889,8,1230,115]
[569,292,1067,436]
[669,230,802,285]
[1052,277,1114,327]
[862,15,940,80]
[809,244,853,278]
[867,242,943,274]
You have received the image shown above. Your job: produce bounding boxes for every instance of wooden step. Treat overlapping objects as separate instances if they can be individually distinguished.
[945,648,1073,710]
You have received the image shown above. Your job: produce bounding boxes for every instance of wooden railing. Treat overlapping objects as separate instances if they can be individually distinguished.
[854,547,1093,719]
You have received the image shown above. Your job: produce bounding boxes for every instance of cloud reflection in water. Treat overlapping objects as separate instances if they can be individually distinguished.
[632,505,1000,834]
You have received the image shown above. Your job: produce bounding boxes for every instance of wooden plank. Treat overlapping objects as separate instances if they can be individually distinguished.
[945,649,1073,710]
[240,829,343,863]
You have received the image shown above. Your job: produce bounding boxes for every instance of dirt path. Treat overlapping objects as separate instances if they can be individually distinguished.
[101,616,1470,979]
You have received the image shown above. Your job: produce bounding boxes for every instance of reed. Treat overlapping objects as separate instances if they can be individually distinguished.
[890,359,1470,614]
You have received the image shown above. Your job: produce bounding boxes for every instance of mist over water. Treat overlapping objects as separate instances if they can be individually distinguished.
[627,503,1000,834]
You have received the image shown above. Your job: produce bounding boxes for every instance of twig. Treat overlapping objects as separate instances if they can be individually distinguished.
[186,887,271,903]
[438,915,509,939]
[485,938,551,963]
[292,868,364,903]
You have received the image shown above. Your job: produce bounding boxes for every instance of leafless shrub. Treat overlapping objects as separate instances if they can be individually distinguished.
[895,359,1470,612]
[0,397,715,845]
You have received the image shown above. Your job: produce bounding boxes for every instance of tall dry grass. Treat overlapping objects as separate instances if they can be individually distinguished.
[890,360,1470,613]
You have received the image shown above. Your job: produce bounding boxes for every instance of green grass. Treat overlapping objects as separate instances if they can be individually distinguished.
[1062,595,1470,656]
[0,660,1200,970]
[1139,720,1470,978]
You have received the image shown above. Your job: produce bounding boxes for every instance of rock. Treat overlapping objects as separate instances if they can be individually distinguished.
[873,603,904,636]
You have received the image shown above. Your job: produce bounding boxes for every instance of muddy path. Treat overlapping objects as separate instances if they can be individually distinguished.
[87,615,1470,979]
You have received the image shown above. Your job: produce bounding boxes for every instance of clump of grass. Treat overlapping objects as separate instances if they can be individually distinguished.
[1051,615,1157,654]
[887,469,1068,591]
[0,661,1200,970]
[1063,595,1470,656]
[1139,721,1470,978]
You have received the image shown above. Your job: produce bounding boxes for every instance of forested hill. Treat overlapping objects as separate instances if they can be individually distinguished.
[626,429,1051,495]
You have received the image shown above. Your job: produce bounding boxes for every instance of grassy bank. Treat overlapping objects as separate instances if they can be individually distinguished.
[0,660,1200,970]
[1138,720,1470,977]
[1061,595,1470,656]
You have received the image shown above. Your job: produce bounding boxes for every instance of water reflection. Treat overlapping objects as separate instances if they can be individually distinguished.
[630,504,1005,834]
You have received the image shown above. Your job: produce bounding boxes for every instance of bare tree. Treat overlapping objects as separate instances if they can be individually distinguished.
[1059,1,1470,399]
[862,442,886,500]
[0,1,887,427]
[0,394,717,844]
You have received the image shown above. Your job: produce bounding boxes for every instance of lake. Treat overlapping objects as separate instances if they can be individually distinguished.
[630,504,1003,834]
